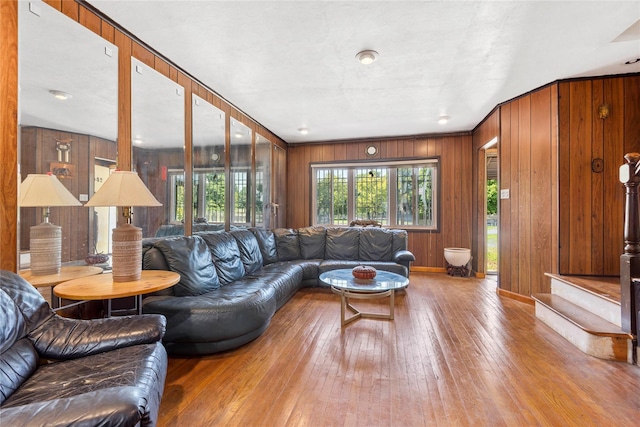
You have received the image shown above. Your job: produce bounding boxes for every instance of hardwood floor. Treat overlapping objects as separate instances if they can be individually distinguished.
[158,273,640,426]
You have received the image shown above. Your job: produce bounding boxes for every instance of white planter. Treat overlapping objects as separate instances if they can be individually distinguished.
[444,248,471,267]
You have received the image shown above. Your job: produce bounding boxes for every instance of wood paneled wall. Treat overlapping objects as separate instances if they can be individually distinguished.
[558,76,640,276]
[286,135,473,268]
[488,74,640,298]
[20,127,116,262]
[496,85,560,296]
[0,0,18,272]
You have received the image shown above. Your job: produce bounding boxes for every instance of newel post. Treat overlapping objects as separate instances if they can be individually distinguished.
[619,153,640,362]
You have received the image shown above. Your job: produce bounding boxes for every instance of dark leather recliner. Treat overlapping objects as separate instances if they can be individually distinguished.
[0,270,168,427]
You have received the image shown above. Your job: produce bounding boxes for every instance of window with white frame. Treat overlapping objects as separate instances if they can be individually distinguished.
[311,159,439,229]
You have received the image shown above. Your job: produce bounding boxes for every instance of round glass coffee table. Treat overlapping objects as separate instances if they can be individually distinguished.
[319,268,409,327]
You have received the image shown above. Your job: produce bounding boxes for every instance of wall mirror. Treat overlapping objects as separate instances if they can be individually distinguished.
[192,95,226,233]
[131,57,185,238]
[18,0,118,268]
[230,119,252,228]
[255,133,272,229]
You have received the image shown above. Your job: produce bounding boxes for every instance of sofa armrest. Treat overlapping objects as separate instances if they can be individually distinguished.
[29,314,166,360]
[0,387,146,426]
[393,250,416,263]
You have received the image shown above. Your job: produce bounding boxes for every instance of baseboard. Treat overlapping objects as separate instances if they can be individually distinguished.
[411,266,447,273]
[496,287,535,306]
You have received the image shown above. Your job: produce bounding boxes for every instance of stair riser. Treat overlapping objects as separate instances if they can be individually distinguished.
[535,303,630,362]
[551,278,621,327]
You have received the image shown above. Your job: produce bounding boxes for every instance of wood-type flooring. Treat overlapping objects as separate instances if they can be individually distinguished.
[158,272,640,426]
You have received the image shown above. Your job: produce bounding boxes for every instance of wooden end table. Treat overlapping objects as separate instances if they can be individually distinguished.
[54,270,180,317]
[20,266,104,309]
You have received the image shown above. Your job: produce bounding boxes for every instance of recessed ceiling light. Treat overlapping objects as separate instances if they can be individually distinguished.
[298,128,309,135]
[438,115,450,125]
[133,138,143,145]
[356,50,378,65]
[49,90,72,100]
[234,131,244,138]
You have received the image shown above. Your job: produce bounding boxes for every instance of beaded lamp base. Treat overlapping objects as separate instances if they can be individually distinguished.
[111,223,142,282]
[30,222,61,275]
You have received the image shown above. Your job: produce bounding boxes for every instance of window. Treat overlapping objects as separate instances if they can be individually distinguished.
[193,169,225,223]
[312,159,439,229]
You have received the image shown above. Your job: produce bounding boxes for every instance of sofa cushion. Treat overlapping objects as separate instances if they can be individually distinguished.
[231,229,263,275]
[153,236,220,296]
[325,227,360,260]
[359,228,393,261]
[274,228,301,261]
[249,228,278,265]
[200,232,245,285]
[1,342,167,427]
[298,226,326,259]
[391,229,409,254]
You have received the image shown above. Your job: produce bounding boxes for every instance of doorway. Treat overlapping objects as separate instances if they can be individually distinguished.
[93,162,116,255]
[485,149,498,274]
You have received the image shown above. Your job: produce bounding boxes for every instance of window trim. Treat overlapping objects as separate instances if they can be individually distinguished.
[310,157,440,231]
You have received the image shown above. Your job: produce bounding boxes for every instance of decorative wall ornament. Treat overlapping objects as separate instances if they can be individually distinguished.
[54,137,72,162]
[592,158,604,173]
[50,162,75,178]
[598,104,610,119]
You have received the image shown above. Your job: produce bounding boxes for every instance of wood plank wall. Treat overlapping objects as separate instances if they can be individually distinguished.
[558,75,640,276]
[19,127,116,262]
[286,135,473,268]
[491,74,639,297]
[0,0,18,272]
[496,85,559,296]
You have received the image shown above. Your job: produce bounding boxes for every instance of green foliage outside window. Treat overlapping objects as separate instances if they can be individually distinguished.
[486,179,497,215]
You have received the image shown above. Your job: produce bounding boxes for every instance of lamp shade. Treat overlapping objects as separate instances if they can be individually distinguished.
[85,171,161,207]
[19,173,82,207]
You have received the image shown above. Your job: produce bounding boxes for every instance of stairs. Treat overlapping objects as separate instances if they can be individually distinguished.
[533,274,634,363]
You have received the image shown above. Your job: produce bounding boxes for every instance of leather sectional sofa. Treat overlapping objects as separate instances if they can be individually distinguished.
[142,226,415,356]
[0,270,168,426]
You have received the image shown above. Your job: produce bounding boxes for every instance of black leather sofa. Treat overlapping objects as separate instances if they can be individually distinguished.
[0,270,168,427]
[142,226,415,356]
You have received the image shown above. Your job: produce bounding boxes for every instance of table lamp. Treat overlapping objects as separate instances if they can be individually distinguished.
[84,170,161,282]
[19,173,82,275]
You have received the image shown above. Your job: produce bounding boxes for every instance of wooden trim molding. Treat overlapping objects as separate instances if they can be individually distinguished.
[411,266,447,273]
[496,287,535,306]
[0,0,19,272]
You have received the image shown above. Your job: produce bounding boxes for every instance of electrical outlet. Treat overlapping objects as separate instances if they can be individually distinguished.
[500,189,510,199]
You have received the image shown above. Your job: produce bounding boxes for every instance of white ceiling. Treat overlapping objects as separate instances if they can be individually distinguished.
[85,0,640,144]
[19,1,640,146]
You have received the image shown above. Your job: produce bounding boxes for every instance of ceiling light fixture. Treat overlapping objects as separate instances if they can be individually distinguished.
[438,115,450,125]
[356,50,378,65]
[298,128,309,135]
[49,90,72,100]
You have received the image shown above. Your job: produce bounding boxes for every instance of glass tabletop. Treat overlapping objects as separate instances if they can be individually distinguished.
[319,268,409,292]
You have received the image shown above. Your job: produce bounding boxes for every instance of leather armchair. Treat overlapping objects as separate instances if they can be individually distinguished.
[0,270,168,427]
